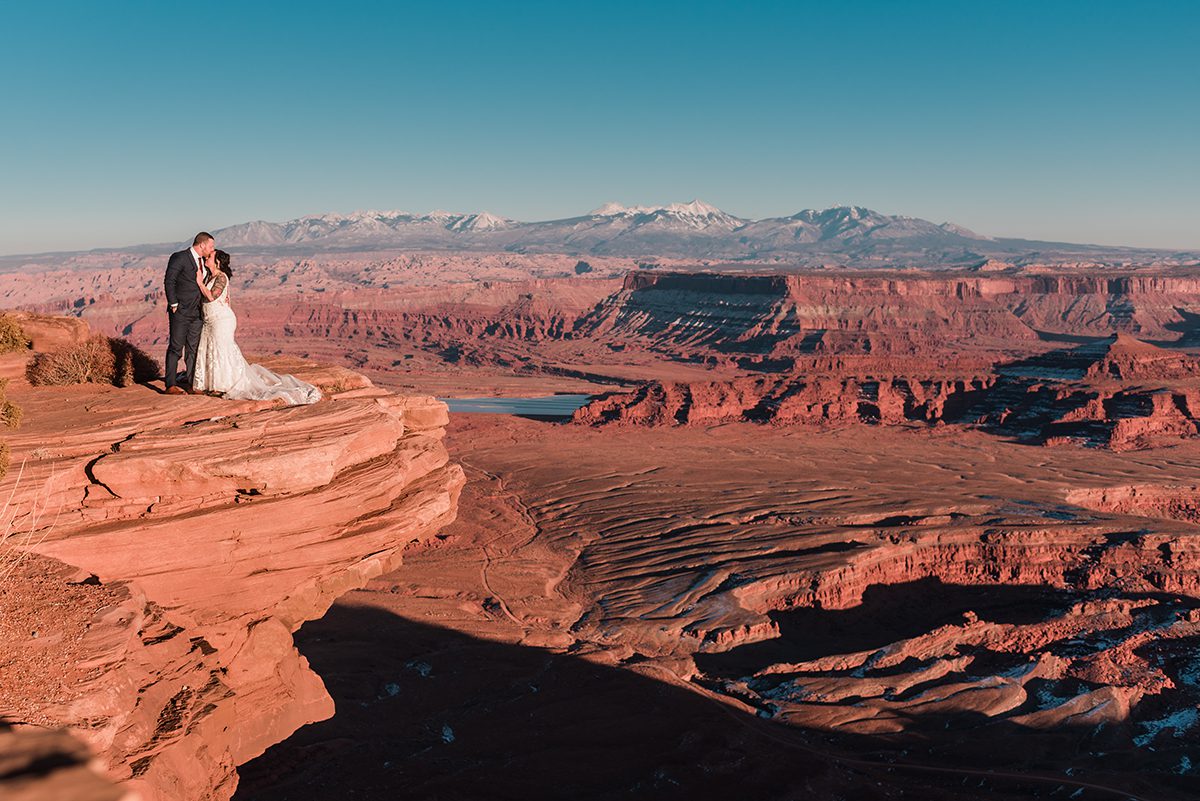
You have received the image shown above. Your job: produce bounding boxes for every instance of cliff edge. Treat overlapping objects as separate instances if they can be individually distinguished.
[0,319,465,800]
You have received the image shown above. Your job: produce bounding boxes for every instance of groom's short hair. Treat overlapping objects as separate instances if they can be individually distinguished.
[193,232,214,246]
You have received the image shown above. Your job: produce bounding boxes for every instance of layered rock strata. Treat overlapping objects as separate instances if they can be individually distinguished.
[575,334,1200,450]
[9,265,1200,391]
[0,337,464,800]
[981,333,1200,449]
[574,375,993,427]
[577,271,1200,360]
[416,418,1200,796]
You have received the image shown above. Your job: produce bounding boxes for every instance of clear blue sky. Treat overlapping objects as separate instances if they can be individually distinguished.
[2,0,1197,254]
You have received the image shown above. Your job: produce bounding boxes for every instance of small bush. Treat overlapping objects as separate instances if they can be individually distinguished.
[0,315,30,354]
[27,336,113,386]
[574,260,593,275]
[1,400,21,429]
[0,371,21,480]
[26,335,160,388]
[320,380,351,395]
[0,379,20,430]
[110,338,161,387]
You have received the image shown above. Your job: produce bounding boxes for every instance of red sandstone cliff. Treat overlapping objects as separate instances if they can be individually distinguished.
[574,334,1200,450]
[577,270,1200,362]
[574,374,992,427]
[0,319,464,801]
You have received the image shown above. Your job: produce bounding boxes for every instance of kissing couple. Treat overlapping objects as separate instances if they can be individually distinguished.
[163,232,321,405]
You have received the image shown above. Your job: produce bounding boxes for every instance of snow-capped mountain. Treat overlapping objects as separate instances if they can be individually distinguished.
[734,206,990,249]
[198,201,1174,265]
[215,208,521,247]
[446,211,516,232]
[586,200,745,231]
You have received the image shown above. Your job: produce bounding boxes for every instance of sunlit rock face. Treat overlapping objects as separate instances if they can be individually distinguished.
[575,332,1200,451]
[0,322,464,801]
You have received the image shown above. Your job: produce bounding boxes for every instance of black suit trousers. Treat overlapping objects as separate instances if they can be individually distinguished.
[165,303,204,388]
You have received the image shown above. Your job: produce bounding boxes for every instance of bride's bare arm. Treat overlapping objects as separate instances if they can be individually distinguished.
[195,258,227,302]
[195,262,216,301]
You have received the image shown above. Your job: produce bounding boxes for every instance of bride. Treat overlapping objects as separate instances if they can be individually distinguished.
[192,250,322,405]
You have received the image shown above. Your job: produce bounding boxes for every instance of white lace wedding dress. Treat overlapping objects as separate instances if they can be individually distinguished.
[193,277,322,405]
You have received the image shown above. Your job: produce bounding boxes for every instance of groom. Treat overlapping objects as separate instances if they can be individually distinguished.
[163,232,215,394]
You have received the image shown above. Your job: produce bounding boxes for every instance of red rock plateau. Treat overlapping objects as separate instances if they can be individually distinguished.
[4,255,1200,799]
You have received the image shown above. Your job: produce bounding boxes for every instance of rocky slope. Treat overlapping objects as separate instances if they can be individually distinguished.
[0,318,465,801]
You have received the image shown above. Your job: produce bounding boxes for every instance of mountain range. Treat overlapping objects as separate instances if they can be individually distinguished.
[206,201,1192,266]
[6,202,1195,267]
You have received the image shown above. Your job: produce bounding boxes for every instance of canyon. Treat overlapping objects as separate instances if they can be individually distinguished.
[237,417,1200,800]
[2,248,1200,799]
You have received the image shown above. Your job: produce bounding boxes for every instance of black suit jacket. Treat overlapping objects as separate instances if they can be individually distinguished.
[164,248,208,310]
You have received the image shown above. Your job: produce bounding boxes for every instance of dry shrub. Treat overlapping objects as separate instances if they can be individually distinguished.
[0,315,30,354]
[109,338,161,387]
[2,400,22,430]
[0,376,19,479]
[0,379,21,430]
[27,336,113,386]
[26,336,160,388]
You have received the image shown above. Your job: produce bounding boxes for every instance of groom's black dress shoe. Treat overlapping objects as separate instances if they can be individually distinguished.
[165,386,186,396]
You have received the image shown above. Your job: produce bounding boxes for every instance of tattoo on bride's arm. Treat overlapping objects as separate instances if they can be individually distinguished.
[197,275,216,302]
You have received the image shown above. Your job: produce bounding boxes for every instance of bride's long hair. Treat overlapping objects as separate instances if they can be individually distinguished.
[215,250,233,277]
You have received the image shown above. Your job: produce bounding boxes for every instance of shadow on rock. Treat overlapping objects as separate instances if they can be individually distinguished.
[230,601,1176,801]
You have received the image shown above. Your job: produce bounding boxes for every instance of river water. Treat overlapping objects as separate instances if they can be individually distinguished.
[440,394,592,418]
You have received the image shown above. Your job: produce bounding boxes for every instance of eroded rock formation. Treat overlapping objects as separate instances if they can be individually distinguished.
[8,262,1200,394]
[575,334,1200,450]
[980,334,1200,449]
[574,375,993,427]
[578,271,1200,360]
[360,417,1200,797]
[0,322,464,801]
[5,260,1200,798]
